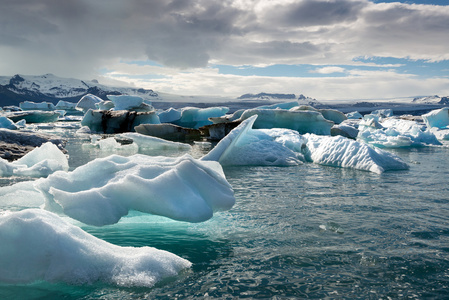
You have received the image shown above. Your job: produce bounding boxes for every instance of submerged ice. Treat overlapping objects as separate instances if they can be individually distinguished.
[36,154,235,226]
[0,209,191,286]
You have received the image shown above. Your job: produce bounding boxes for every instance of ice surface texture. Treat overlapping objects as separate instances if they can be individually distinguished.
[0,142,68,177]
[304,134,409,174]
[422,107,449,129]
[36,154,235,226]
[0,209,191,286]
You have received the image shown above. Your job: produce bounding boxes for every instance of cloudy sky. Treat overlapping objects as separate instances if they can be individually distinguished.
[1,0,449,101]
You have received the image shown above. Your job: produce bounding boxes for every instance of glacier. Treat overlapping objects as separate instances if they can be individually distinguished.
[0,209,191,286]
[36,154,235,226]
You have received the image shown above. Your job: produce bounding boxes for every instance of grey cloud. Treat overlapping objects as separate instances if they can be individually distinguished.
[264,0,366,27]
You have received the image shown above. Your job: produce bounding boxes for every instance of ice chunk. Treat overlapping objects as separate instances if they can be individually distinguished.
[0,116,18,130]
[19,101,55,111]
[0,209,191,286]
[36,154,235,226]
[422,107,449,129]
[202,115,305,166]
[81,109,161,133]
[5,111,60,123]
[238,109,333,135]
[331,124,359,139]
[97,100,115,110]
[0,142,68,177]
[255,101,299,110]
[358,117,441,148]
[117,132,192,151]
[135,123,202,142]
[174,107,229,129]
[371,109,393,118]
[76,94,104,113]
[158,107,182,123]
[318,109,347,124]
[303,134,409,174]
[346,111,363,119]
[106,95,154,111]
[55,100,77,111]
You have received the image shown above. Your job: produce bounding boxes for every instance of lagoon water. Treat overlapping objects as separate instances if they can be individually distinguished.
[1,123,449,299]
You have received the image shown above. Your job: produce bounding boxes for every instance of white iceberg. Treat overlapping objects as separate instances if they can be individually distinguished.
[117,132,192,151]
[76,94,104,113]
[158,107,182,123]
[358,117,441,148]
[107,95,154,111]
[19,101,55,111]
[55,100,77,111]
[346,111,363,119]
[0,142,68,177]
[422,107,449,129]
[303,134,409,174]
[36,154,235,226]
[238,108,333,135]
[0,209,191,286]
[0,116,18,130]
[174,107,229,129]
[202,115,305,166]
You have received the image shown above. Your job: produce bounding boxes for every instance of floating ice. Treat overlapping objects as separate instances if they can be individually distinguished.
[36,154,235,226]
[331,124,359,139]
[238,109,333,135]
[317,109,347,124]
[55,100,77,111]
[117,132,192,151]
[81,109,161,133]
[19,101,55,111]
[0,209,191,286]
[303,134,409,174]
[255,101,299,110]
[0,116,18,130]
[346,111,363,119]
[107,95,154,112]
[174,107,229,129]
[358,117,441,148]
[371,109,393,118]
[0,142,68,177]
[202,115,305,166]
[76,94,104,113]
[422,107,449,129]
[6,111,60,123]
[158,107,182,123]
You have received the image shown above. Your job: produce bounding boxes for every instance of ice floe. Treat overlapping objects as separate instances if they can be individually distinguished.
[0,142,68,177]
[36,154,235,226]
[303,134,409,174]
[0,209,191,286]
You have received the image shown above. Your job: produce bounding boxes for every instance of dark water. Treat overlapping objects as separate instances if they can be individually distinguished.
[1,134,449,299]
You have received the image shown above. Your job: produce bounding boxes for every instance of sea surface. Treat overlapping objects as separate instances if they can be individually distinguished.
[1,117,449,299]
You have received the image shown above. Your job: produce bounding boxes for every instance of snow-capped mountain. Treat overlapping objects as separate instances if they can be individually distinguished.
[412,95,449,105]
[0,74,158,106]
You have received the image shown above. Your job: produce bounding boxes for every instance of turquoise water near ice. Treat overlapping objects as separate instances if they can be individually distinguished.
[1,132,449,299]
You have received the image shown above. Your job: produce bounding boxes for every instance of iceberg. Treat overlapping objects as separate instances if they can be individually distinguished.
[173,107,229,129]
[117,132,192,151]
[357,117,441,148]
[19,101,55,111]
[158,107,182,123]
[317,109,347,124]
[303,134,409,174]
[5,111,60,123]
[76,94,104,113]
[55,100,77,111]
[0,116,18,130]
[422,107,449,129]
[135,123,202,142]
[202,115,305,166]
[346,111,363,119]
[238,109,333,135]
[107,95,154,112]
[0,209,191,286]
[0,142,68,177]
[36,154,235,226]
[81,109,161,133]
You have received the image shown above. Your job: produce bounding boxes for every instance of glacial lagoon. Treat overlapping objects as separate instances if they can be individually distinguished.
[0,102,449,299]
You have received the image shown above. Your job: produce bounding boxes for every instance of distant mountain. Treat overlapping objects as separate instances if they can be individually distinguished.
[0,74,158,106]
[412,95,449,105]
[237,92,296,100]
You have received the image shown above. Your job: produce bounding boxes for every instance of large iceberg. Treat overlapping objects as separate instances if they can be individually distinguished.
[81,109,161,133]
[19,101,55,111]
[422,107,449,129]
[173,107,229,129]
[202,115,305,166]
[357,117,441,147]
[303,134,409,174]
[107,95,153,112]
[0,209,191,286]
[238,108,333,135]
[36,154,235,226]
[0,142,69,177]
[76,94,104,113]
